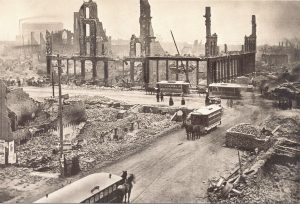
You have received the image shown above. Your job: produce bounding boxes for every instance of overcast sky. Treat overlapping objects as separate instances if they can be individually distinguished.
[0,0,299,45]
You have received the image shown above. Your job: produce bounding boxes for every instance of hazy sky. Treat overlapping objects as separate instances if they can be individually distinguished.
[0,0,299,45]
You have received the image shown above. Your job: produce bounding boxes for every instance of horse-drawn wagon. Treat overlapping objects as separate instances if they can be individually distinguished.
[34,172,135,203]
[184,104,222,140]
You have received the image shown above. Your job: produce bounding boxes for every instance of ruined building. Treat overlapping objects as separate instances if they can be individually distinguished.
[244,15,257,53]
[75,0,112,57]
[0,80,13,142]
[129,0,164,58]
[204,7,218,57]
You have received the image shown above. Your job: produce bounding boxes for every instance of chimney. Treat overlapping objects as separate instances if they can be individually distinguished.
[251,15,256,36]
[204,7,211,37]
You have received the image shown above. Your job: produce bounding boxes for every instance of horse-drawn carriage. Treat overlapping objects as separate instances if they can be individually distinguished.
[34,172,135,203]
[184,104,222,140]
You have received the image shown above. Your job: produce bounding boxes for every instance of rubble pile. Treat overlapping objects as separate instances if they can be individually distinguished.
[7,88,39,125]
[76,110,176,171]
[15,94,177,173]
[263,115,300,142]
[16,132,60,172]
[208,161,299,203]
[225,123,273,151]
[230,123,260,137]
[86,107,119,122]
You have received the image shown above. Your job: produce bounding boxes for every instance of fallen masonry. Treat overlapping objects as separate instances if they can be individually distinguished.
[12,95,179,175]
[208,110,300,203]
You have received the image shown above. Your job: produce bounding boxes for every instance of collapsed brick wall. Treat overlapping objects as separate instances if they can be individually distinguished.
[225,130,274,151]
[0,80,13,141]
[6,88,38,126]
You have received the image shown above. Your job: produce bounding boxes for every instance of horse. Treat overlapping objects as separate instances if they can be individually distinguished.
[183,123,194,140]
[118,174,135,203]
[192,125,204,139]
[145,87,156,95]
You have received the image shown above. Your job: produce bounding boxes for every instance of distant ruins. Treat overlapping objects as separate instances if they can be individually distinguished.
[43,0,258,86]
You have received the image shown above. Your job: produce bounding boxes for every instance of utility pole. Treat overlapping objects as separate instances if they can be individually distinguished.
[52,71,55,97]
[53,54,64,177]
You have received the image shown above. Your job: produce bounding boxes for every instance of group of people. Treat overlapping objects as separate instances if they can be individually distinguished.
[155,91,186,106]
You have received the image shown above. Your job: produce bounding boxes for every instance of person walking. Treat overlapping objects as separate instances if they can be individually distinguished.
[181,96,186,105]
[169,93,174,106]
[160,92,164,102]
[156,92,160,102]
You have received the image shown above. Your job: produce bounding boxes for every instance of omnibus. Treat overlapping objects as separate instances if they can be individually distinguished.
[208,83,242,99]
[34,173,123,203]
[189,104,222,133]
[156,81,190,95]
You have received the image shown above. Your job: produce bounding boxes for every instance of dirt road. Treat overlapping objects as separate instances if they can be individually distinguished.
[23,86,206,108]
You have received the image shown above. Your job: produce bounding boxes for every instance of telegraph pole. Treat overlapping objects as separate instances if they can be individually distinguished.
[52,71,55,97]
[53,54,64,177]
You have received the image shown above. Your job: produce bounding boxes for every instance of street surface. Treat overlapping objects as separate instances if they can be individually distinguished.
[20,87,268,203]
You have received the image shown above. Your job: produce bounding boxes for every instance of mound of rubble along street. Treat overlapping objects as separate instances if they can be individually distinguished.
[15,95,178,173]
[208,110,300,203]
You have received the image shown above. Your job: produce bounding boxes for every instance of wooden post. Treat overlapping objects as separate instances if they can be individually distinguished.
[57,54,64,177]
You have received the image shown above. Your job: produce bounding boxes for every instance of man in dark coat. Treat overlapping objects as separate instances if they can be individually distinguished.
[160,92,164,102]
[181,96,186,105]
[156,92,160,102]
[169,94,174,106]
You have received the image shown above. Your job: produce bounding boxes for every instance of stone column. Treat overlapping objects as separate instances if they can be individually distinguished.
[130,60,134,83]
[196,61,199,85]
[73,59,76,78]
[66,60,69,77]
[166,60,169,81]
[156,60,159,82]
[81,60,85,81]
[104,61,109,86]
[176,60,179,81]
[92,60,97,80]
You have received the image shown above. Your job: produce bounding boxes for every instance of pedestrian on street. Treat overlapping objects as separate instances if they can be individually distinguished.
[160,92,164,102]
[169,93,174,106]
[156,92,160,102]
[181,96,185,105]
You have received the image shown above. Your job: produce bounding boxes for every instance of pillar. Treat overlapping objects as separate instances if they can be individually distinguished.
[185,61,189,82]
[67,59,69,80]
[156,60,159,82]
[73,60,76,78]
[166,60,169,81]
[122,61,125,77]
[220,60,224,82]
[46,56,52,76]
[227,59,230,81]
[217,61,221,82]
[206,59,212,85]
[81,60,85,81]
[196,61,199,85]
[104,61,109,86]
[143,58,150,84]
[224,60,227,81]
[130,60,134,83]
[92,60,97,80]
[176,60,179,81]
